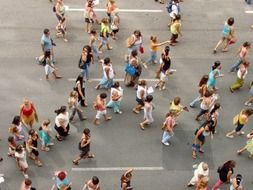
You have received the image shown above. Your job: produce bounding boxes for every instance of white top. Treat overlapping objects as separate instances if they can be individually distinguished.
[137,85,147,99]
[194,162,209,178]
[103,64,114,80]
[110,87,123,101]
[237,69,247,79]
[169,4,179,18]
[15,150,28,167]
[55,112,69,127]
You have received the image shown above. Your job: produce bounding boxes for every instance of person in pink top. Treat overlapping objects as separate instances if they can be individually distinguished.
[229,41,251,72]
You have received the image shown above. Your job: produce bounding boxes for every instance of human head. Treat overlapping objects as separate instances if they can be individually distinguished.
[54,106,67,115]
[212,60,221,70]
[173,97,181,105]
[43,28,50,36]
[139,80,146,86]
[133,30,142,38]
[83,128,90,135]
[70,90,78,97]
[224,160,236,168]
[8,136,14,143]
[83,45,92,53]
[203,90,213,98]
[12,115,21,126]
[150,36,157,42]
[164,46,170,54]
[199,75,209,86]
[145,95,153,103]
[104,57,111,65]
[131,50,138,57]
[244,108,253,117]
[92,176,99,185]
[101,18,109,25]
[227,17,234,26]
[197,176,209,189]
[174,14,181,21]
[16,145,23,153]
[57,171,66,181]
[112,82,120,88]
[24,178,32,187]
[243,41,251,48]
[202,162,209,171]
[28,129,36,136]
[90,30,97,35]
[99,93,107,99]
[76,74,84,84]
[42,119,50,126]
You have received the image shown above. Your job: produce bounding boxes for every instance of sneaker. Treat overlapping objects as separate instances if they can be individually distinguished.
[162,141,170,146]
[189,104,195,108]
[245,102,252,106]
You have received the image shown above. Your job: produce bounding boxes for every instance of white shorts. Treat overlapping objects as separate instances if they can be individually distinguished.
[96,110,107,119]
[160,72,167,81]
[44,64,55,75]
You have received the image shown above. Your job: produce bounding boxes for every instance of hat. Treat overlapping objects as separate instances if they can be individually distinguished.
[57,171,66,181]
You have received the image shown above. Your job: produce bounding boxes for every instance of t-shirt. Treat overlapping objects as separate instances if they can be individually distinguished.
[55,113,69,127]
[194,162,209,178]
[169,4,179,18]
[219,166,233,182]
[41,34,52,52]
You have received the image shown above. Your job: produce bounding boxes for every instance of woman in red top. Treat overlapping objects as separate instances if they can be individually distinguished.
[19,98,38,129]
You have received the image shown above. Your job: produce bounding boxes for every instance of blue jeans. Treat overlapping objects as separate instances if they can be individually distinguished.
[162,131,173,143]
[230,58,243,72]
[69,107,83,121]
[146,51,157,64]
[107,100,121,113]
[190,96,201,107]
[81,64,90,80]
[246,0,251,4]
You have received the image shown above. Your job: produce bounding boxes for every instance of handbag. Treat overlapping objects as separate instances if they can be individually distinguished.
[139,45,144,54]
[125,64,137,76]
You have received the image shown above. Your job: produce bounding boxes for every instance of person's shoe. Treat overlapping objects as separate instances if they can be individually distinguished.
[133,108,140,114]
[0,158,3,162]
[226,134,234,138]
[213,49,217,54]
[105,116,112,121]
[140,123,145,130]
[199,149,205,153]
[55,76,62,79]
[189,104,195,108]
[230,87,234,93]
[115,111,123,114]
[187,183,194,187]
[245,102,252,106]
[162,141,170,146]
[237,131,245,135]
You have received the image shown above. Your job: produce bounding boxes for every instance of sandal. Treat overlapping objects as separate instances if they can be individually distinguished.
[237,150,242,155]
[55,135,63,141]
[192,152,197,159]
[88,154,95,158]
[36,161,43,167]
[72,160,79,165]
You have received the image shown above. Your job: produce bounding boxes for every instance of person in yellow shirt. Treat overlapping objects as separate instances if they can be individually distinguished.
[169,97,188,119]
[226,108,253,138]
[169,14,182,46]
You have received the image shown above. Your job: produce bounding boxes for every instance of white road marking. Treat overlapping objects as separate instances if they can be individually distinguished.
[72,167,164,172]
[245,11,253,13]
[67,78,159,82]
[65,5,163,13]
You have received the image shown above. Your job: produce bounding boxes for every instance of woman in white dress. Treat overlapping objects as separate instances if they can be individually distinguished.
[106,82,123,114]
[140,95,154,130]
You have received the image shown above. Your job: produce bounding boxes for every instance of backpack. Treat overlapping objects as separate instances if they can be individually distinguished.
[36,55,47,66]
[166,1,173,13]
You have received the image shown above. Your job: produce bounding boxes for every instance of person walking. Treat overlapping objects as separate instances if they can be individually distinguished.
[79,45,94,82]
[38,119,54,151]
[111,8,120,40]
[72,128,95,165]
[189,75,209,108]
[155,45,171,79]
[9,115,28,145]
[95,57,115,90]
[161,111,176,146]
[54,106,70,141]
[20,98,38,129]
[169,14,182,46]
[89,30,101,60]
[98,18,112,52]
[237,130,253,158]
[244,80,253,106]
[192,121,213,159]
[139,95,154,130]
[68,91,86,122]
[133,80,148,114]
[230,174,243,190]
[120,168,134,190]
[106,82,123,114]
[106,0,117,24]
[187,162,209,187]
[226,108,253,138]
[75,74,87,107]
[40,29,56,62]
[93,93,112,125]
[8,136,17,157]
[15,145,29,178]
[126,30,143,54]
[229,42,250,72]
[20,178,36,190]
[169,96,189,120]
[207,61,224,91]
[55,0,65,23]
[84,0,95,33]
[206,102,221,134]
[82,176,100,190]
[51,171,72,190]
[230,61,250,93]
[55,17,68,42]
[213,17,235,53]
[212,160,236,190]
[43,51,62,80]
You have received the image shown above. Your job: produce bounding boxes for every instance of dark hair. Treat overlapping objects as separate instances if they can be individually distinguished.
[243,41,251,48]
[24,178,32,186]
[203,90,213,98]
[16,145,23,152]
[100,93,107,99]
[76,74,84,87]
[43,28,50,35]
[133,30,141,37]
[55,106,67,115]
[92,176,99,185]
[199,75,209,87]
[173,97,181,105]
[131,50,138,57]
[164,46,170,54]
[244,108,253,117]
[139,80,146,86]
[173,14,181,21]
[212,61,221,70]
[227,17,234,26]
[210,103,220,115]
[145,95,153,102]
[28,129,36,136]
[44,51,51,58]
[90,30,97,34]
[12,116,21,126]
[150,36,157,42]
[236,174,242,186]
[224,160,236,169]
[112,82,120,88]
[83,45,92,53]
[83,128,90,135]
[104,57,111,65]
[8,136,14,142]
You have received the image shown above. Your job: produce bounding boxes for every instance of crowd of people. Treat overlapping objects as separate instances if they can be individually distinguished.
[1,0,253,189]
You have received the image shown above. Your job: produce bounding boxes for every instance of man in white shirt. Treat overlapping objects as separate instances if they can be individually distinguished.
[168,0,180,26]
[187,162,209,187]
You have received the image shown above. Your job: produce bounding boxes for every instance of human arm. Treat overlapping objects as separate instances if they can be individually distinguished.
[77,83,85,100]
[194,128,204,144]
[153,41,170,47]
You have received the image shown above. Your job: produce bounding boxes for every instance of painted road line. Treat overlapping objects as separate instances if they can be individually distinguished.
[245,11,253,13]
[67,78,159,82]
[72,167,164,172]
[65,5,163,13]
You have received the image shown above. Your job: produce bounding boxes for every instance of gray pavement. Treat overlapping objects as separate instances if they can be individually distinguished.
[1,0,253,189]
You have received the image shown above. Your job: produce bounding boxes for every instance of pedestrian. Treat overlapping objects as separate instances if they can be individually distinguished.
[54,106,70,141]
[26,129,43,167]
[95,57,115,90]
[7,136,17,157]
[82,176,100,190]
[89,30,101,60]
[161,111,176,146]
[212,160,236,190]
[226,108,253,138]
[155,45,171,79]
[68,90,86,122]
[195,176,208,190]
[206,102,221,134]
[43,51,62,80]
[120,168,134,190]
[189,75,209,108]
[207,61,224,91]
[15,145,29,178]
[20,98,38,129]
[169,14,182,46]
[106,82,123,114]
[41,28,56,62]
[230,174,243,190]
[230,61,250,93]
[143,36,169,68]
[133,80,148,114]
[195,91,215,121]
[126,30,143,54]
[72,128,95,165]
[78,45,94,82]
[187,162,209,187]
[106,0,117,24]
[192,121,213,159]
[110,8,120,40]
[98,18,112,52]
[51,170,72,190]
[55,0,65,23]
[229,41,250,72]
[9,115,28,145]
[38,119,54,151]
[124,50,142,87]
[168,0,180,27]
[55,17,68,42]
[244,81,253,106]
[169,96,189,120]
[237,130,253,158]
[140,95,154,130]
[213,17,235,53]
[74,74,87,107]
[93,93,112,125]
[84,0,99,24]
[20,178,36,190]
[84,0,95,33]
